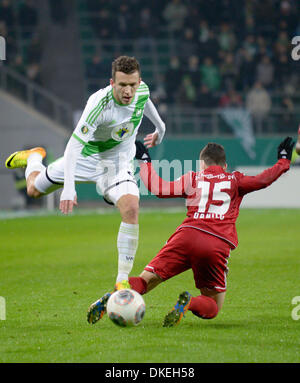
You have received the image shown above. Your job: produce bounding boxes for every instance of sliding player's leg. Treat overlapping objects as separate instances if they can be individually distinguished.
[162,291,192,327]
[162,229,230,326]
[199,288,226,312]
[89,226,229,327]
[128,268,193,328]
[188,289,224,320]
[186,230,230,321]
[86,267,155,325]
[127,270,163,296]
[163,290,224,327]
[137,228,192,327]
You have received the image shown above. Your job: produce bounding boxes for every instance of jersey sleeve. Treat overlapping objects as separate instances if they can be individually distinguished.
[144,98,166,144]
[60,135,83,201]
[72,91,106,144]
[237,159,290,196]
[139,162,193,198]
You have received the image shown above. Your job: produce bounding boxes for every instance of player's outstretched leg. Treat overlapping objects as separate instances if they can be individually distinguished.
[87,292,112,324]
[5,147,46,169]
[87,280,131,324]
[163,291,192,327]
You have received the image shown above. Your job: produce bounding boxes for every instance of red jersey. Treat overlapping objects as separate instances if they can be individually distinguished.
[139,159,290,249]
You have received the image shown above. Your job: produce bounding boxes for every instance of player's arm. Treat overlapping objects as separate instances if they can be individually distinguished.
[143,98,166,148]
[237,137,294,195]
[59,136,83,214]
[135,141,190,198]
[59,95,97,214]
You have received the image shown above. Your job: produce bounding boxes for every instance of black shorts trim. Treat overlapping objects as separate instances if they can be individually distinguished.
[45,168,63,186]
[103,179,137,195]
[103,196,114,206]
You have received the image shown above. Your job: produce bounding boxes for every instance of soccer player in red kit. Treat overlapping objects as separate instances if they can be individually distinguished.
[127,137,295,327]
[87,137,294,326]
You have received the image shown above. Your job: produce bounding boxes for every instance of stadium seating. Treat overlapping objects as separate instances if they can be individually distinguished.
[2,0,299,134]
[74,0,300,135]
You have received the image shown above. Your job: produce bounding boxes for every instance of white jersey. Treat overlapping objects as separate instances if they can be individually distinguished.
[73,81,150,162]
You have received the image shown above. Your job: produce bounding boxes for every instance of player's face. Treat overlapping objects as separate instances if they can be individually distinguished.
[111,71,141,105]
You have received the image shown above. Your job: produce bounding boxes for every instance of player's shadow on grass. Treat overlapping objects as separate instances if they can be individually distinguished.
[201,322,246,329]
[145,320,247,330]
[184,320,251,329]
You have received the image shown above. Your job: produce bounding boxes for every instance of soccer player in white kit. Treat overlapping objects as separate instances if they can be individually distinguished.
[5,56,166,320]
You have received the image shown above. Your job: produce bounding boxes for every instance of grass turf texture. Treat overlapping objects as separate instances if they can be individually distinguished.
[0,208,299,363]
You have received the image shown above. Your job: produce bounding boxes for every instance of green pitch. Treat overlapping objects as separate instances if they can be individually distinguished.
[0,208,299,363]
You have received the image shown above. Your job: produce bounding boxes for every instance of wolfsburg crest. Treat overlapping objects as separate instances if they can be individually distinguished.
[111,122,134,142]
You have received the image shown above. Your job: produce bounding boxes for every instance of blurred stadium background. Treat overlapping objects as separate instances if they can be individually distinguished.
[0,0,299,212]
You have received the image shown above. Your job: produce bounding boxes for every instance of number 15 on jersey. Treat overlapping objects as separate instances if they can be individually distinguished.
[195,180,231,218]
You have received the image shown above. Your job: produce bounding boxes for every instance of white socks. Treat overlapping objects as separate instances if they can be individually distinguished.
[25,153,45,180]
[116,222,139,283]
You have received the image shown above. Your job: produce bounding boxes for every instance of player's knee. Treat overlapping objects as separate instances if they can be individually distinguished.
[121,202,139,223]
[27,184,41,198]
[206,305,219,319]
[191,306,219,320]
[190,294,220,319]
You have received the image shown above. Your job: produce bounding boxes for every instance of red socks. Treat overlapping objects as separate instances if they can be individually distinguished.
[129,277,148,295]
[128,278,218,320]
[188,295,218,319]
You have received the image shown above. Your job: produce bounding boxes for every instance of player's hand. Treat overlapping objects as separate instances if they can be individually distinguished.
[59,196,78,214]
[277,136,295,161]
[59,190,78,214]
[144,132,158,148]
[135,141,151,163]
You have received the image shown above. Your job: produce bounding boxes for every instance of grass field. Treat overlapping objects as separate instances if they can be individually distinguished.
[0,208,299,363]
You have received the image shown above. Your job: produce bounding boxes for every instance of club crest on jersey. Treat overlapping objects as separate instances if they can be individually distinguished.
[136,108,142,117]
[111,122,134,142]
[81,125,89,135]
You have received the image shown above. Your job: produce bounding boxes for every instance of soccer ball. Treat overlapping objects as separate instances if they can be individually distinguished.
[106,289,146,327]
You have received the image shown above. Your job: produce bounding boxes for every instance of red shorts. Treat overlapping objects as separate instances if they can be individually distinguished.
[144,227,231,292]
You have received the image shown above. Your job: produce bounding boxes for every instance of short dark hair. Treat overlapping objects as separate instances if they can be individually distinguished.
[112,56,141,80]
[200,143,226,167]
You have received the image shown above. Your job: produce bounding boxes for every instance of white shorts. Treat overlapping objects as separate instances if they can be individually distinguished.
[38,153,139,205]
